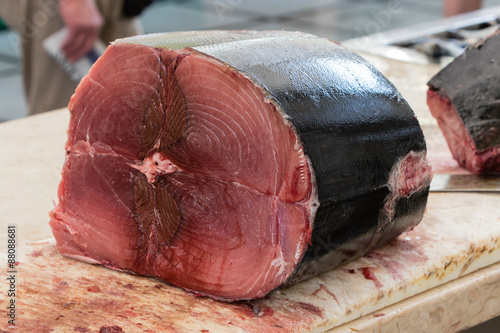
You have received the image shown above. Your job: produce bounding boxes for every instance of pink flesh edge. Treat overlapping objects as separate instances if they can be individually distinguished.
[50,43,316,300]
[427,89,500,174]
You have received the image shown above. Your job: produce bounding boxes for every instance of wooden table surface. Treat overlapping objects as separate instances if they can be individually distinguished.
[0,55,499,332]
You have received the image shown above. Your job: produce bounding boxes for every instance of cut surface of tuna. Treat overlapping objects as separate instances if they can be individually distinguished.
[50,31,432,300]
[427,31,500,174]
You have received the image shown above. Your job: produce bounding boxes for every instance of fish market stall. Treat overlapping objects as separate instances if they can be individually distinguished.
[1,50,499,333]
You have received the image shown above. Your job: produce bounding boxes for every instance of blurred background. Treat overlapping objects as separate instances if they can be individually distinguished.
[1,0,500,122]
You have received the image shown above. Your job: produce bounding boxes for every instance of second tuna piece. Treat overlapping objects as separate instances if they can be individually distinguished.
[427,31,500,174]
[50,31,432,300]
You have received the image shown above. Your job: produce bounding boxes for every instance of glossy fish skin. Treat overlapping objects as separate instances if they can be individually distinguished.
[51,31,431,300]
[427,31,500,174]
[156,31,430,282]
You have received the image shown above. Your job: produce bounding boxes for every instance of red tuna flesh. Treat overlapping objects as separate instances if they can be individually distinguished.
[50,31,431,300]
[51,43,312,300]
[427,31,500,174]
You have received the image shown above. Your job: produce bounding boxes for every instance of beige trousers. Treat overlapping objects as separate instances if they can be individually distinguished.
[0,0,143,115]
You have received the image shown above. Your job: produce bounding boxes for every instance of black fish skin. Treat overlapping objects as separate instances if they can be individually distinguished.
[288,188,429,284]
[428,31,500,152]
[189,33,428,281]
[119,31,429,285]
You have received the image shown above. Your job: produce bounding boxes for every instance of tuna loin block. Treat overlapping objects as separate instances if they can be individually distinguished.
[50,31,432,300]
[427,31,500,174]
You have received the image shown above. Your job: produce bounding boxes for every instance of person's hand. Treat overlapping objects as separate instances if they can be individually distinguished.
[59,0,103,62]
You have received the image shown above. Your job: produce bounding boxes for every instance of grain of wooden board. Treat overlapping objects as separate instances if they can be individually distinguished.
[0,55,499,332]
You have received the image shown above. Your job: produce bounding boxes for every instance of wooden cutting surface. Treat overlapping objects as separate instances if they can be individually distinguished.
[0,55,499,332]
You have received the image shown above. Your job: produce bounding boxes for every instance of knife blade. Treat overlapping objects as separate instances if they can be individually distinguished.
[429,174,500,192]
